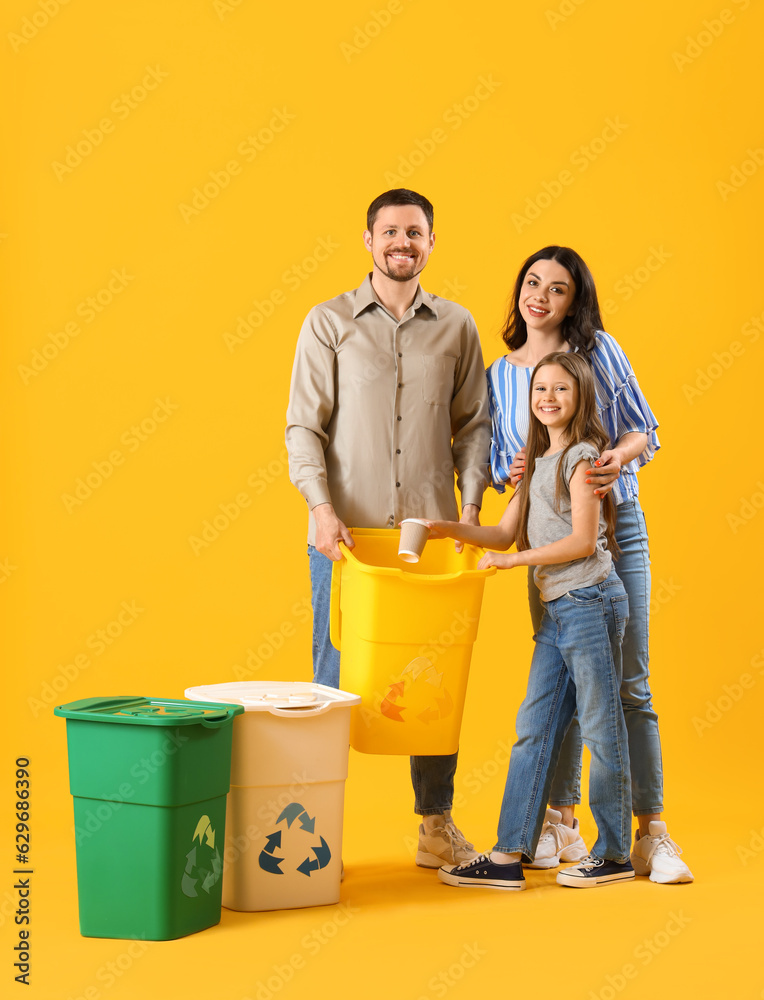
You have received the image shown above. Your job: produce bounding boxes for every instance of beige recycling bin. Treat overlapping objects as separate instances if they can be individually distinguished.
[184,681,360,911]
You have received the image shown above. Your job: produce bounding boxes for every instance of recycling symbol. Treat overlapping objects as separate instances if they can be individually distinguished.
[258,802,331,878]
[181,814,223,898]
[380,656,454,724]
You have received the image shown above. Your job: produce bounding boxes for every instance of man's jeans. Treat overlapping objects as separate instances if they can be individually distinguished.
[308,545,457,815]
[528,497,663,816]
[496,570,632,863]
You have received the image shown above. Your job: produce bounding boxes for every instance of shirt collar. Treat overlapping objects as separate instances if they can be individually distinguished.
[352,273,439,320]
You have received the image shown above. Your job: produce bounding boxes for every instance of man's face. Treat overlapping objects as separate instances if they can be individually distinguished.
[363,205,434,283]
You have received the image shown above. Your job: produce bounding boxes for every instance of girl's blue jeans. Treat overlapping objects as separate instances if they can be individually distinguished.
[528,496,664,815]
[495,569,632,862]
[308,545,457,816]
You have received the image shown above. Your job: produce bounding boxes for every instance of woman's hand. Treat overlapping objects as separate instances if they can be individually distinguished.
[477,550,519,571]
[586,449,622,497]
[587,432,647,496]
[508,448,526,488]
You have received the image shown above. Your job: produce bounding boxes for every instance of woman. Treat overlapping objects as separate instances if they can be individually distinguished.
[486,246,692,884]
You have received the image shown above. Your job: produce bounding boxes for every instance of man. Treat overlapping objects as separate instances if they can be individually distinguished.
[285,188,490,868]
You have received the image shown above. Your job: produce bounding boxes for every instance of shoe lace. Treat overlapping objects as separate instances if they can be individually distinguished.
[649,832,683,860]
[442,821,475,853]
[454,852,490,871]
[540,820,576,852]
[577,855,603,870]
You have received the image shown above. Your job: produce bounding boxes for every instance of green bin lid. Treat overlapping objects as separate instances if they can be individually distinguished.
[53,696,244,726]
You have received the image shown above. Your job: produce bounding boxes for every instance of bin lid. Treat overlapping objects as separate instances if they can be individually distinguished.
[53,696,244,726]
[184,681,361,715]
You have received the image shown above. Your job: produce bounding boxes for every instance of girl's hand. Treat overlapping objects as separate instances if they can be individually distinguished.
[508,448,526,488]
[422,520,454,539]
[477,550,519,571]
[586,449,621,497]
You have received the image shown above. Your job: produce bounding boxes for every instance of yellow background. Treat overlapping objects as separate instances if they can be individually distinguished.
[3,0,763,997]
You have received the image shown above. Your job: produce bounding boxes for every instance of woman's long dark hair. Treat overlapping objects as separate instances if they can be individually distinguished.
[501,246,603,356]
[515,352,619,556]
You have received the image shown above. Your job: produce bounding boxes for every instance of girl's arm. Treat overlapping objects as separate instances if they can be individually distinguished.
[478,460,600,570]
[425,491,520,551]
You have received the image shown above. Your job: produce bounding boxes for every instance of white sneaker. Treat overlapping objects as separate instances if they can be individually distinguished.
[526,808,589,869]
[416,813,480,868]
[630,821,694,883]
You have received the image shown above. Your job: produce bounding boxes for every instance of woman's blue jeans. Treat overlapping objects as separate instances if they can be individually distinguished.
[496,570,632,863]
[528,497,664,815]
[308,546,457,815]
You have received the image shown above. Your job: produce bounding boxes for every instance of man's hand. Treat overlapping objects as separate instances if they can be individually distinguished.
[313,503,354,561]
[455,503,481,554]
[509,447,526,487]
[477,550,519,571]
[586,449,622,497]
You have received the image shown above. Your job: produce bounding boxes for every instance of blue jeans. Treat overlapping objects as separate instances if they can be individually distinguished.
[528,497,663,815]
[496,570,632,862]
[308,546,458,815]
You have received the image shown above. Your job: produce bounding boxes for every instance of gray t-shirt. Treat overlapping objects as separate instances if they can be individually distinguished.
[527,441,612,602]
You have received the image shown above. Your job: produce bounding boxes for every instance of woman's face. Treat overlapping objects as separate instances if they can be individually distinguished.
[519,258,577,336]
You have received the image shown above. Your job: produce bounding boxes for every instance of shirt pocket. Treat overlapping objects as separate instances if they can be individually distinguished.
[421,354,456,406]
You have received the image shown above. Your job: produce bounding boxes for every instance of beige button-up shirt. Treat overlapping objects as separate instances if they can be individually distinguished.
[286,274,491,545]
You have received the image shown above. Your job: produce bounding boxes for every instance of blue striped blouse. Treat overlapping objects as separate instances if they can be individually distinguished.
[486,332,660,505]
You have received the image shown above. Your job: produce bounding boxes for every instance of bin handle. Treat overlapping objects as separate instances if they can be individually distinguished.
[329,552,344,651]
[266,701,335,718]
[199,712,235,728]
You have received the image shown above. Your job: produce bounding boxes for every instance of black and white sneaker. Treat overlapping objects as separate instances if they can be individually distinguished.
[438,853,525,890]
[556,854,635,888]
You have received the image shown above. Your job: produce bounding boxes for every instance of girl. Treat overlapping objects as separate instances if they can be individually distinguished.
[427,352,633,888]
[485,247,692,884]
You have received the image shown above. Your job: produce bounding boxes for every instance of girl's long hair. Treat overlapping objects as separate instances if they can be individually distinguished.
[515,352,619,556]
[500,246,603,356]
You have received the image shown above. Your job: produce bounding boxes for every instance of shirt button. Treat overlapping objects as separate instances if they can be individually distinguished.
[397,382,402,388]
[397,352,402,357]
[397,415,401,421]
[396,449,401,455]
[396,482,401,487]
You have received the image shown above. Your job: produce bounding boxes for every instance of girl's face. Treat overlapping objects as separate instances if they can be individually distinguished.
[519,258,577,336]
[532,363,579,435]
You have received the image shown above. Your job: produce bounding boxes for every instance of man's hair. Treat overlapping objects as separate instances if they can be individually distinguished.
[366,189,434,233]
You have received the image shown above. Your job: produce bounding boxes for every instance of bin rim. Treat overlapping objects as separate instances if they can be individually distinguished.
[183,681,361,715]
[53,696,244,726]
[339,530,496,582]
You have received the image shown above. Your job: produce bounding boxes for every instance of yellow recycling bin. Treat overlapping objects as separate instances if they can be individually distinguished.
[330,528,495,756]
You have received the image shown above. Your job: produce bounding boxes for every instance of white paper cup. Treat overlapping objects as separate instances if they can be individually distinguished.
[398,519,431,563]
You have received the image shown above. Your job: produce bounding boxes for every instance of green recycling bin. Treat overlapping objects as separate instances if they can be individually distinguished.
[54,696,244,940]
